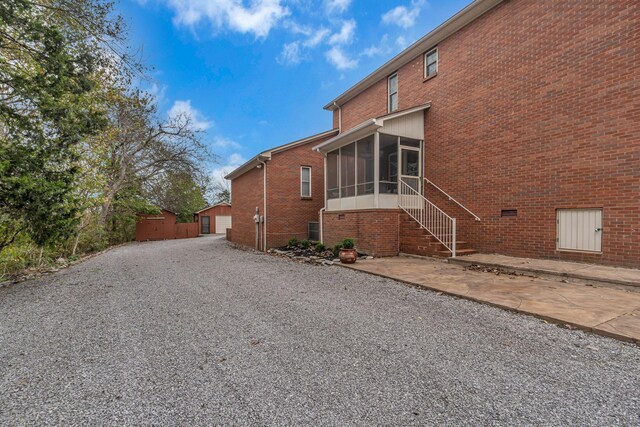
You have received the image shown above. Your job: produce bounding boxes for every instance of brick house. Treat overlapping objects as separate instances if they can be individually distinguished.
[225,129,338,250]
[314,0,639,267]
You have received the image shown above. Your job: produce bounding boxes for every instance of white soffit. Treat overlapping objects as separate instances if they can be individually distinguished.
[314,103,430,153]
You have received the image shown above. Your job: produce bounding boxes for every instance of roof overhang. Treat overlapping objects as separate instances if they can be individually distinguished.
[224,153,270,181]
[224,129,338,180]
[323,0,504,110]
[195,202,231,213]
[313,103,431,153]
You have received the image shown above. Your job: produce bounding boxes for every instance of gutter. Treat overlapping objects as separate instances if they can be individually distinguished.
[333,101,342,132]
[260,159,267,251]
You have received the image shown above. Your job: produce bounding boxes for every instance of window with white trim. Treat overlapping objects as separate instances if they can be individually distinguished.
[424,48,438,78]
[301,166,311,197]
[388,73,398,112]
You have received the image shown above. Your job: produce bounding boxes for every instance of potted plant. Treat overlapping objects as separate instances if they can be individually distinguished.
[339,238,357,264]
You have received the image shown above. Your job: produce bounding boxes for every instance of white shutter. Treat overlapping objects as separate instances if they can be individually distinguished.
[557,209,602,252]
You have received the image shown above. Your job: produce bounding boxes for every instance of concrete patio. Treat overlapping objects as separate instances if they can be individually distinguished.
[450,253,640,288]
[341,256,640,344]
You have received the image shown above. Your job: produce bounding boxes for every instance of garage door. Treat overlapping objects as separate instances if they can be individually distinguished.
[557,209,602,252]
[215,215,232,234]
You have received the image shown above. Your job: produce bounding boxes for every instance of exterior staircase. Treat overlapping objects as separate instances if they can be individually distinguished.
[399,213,477,257]
[398,178,478,258]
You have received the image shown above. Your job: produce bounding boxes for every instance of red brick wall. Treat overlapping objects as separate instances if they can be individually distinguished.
[265,138,330,248]
[230,166,264,249]
[323,209,400,257]
[333,0,639,267]
[230,133,336,250]
[196,204,232,233]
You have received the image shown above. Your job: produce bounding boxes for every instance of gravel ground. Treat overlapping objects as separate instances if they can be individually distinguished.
[1,236,639,426]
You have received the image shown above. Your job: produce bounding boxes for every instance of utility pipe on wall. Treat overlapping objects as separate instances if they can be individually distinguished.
[333,101,342,132]
[259,159,268,251]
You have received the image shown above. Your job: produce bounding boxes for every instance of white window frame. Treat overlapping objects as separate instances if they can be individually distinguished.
[388,72,398,112]
[301,166,312,198]
[424,47,438,78]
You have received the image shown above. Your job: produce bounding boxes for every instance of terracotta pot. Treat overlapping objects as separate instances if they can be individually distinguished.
[339,248,358,264]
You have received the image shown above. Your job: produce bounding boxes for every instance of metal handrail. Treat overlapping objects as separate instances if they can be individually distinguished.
[424,178,480,221]
[399,179,456,257]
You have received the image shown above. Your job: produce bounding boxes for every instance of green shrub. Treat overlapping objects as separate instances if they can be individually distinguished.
[315,243,325,252]
[342,238,355,249]
[288,237,298,247]
[332,244,342,257]
[300,239,310,249]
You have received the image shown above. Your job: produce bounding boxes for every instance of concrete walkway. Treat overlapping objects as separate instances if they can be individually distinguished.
[342,256,640,344]
[449,253,640,287]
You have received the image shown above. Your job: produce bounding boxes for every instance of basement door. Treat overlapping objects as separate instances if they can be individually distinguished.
[557,209,602,252]
[201,216,210,234]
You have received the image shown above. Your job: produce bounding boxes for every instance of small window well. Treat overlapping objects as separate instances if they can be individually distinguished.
[501,209,517,217]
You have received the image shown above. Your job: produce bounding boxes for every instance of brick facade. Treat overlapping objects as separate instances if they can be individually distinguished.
[230,166,264,249]
[323,209,400,257]
[229,132,336,250]
[265,141,327,248]
[327,0,639,267]
[194,204,232,234]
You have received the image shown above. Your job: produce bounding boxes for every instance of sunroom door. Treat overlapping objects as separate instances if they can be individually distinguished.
[400,147,421,193]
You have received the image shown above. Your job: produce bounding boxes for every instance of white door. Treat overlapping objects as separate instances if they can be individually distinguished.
[215,215,232,234]
[557,209,602,252]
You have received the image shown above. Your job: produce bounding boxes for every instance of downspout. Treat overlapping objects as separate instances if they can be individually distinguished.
[319,151,328,243]
[259,159,268,252]
[333,101,342,132]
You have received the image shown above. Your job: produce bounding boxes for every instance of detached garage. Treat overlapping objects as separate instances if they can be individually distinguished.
[194,203,232,235]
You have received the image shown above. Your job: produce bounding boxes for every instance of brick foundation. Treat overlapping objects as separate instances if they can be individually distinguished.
[322,209,400,257]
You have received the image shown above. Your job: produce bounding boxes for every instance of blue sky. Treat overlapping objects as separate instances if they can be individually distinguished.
[118,0,472,179]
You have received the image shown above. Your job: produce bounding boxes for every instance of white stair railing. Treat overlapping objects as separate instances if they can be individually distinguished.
[424,178,480,221]
[399,178,457,257]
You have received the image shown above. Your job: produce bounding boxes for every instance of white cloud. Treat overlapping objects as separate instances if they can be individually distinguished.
[277,41,303,65]
[213,136,242,149]
[361,34,392,58]
[381,1,425,29]
[209,152,247,199]
[325,46,358,70]
[146,82,168,105]
[228,153,246,166]
[168,100,213,131]
[325,0,351,14]
[328,19,356,45]
[304,27,330,47]
[395,36,408,49]
[165,0,290,38]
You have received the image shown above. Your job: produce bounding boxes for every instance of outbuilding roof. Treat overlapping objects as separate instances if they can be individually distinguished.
[195,202,231,214]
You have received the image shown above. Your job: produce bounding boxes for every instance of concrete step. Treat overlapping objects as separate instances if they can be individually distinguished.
[436,248,478,257]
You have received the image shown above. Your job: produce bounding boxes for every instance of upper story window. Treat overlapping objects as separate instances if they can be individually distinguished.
[388,73,398,112]
[424,48,438,78]
[301,166,311,198]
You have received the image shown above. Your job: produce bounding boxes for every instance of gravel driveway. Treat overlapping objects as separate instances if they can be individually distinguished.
[1,236,639,425]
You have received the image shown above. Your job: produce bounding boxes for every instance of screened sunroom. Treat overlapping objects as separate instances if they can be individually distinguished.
[314,104,429,211]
